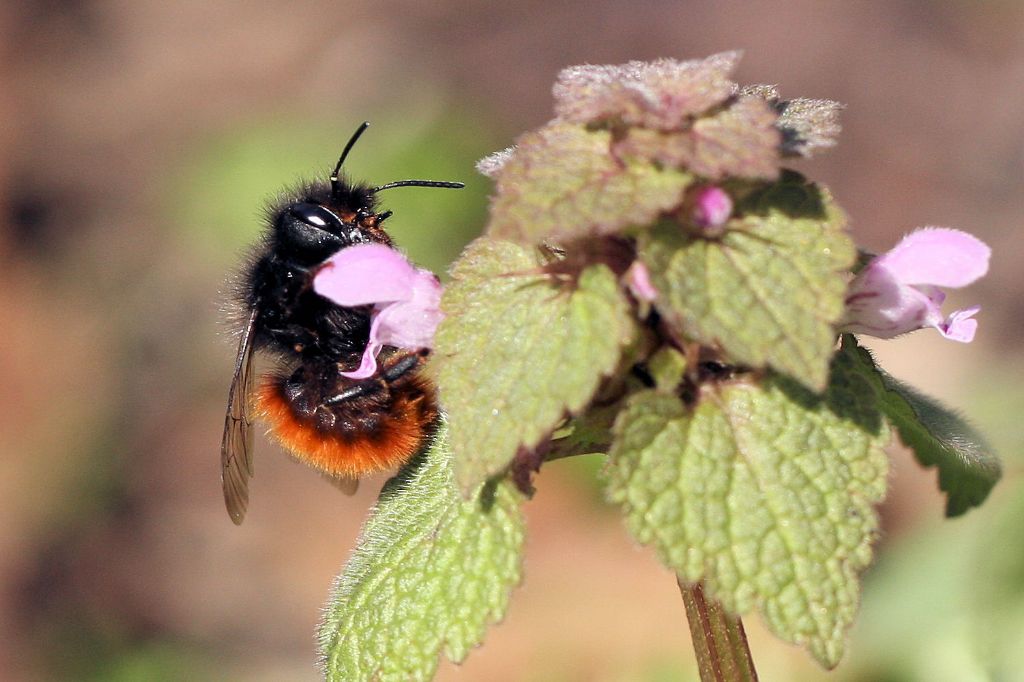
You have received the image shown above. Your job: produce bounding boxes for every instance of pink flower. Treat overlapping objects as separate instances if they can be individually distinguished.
[313,243,443,378]
[843,228,990,343]
[690,185,733,232]
[626,260,658,302]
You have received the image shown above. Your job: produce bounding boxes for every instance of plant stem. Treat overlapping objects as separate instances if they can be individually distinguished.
[678,579,758,682]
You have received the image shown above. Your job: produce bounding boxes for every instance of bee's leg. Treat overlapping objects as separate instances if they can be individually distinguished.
[322,380,383,406]
[321,351,423,407]
[380,352,421,381]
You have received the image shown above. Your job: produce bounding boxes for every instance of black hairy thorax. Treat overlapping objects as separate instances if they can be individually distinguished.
[244,177,392,367]
[249,254,371,361]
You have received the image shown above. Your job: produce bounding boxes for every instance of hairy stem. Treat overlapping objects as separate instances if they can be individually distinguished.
[678,579,758,682]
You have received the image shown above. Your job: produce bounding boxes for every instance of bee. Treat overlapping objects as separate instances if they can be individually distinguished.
[222,122,463,525]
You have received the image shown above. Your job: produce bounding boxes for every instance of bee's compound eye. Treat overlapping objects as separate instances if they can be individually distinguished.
[278,202,346,262]
[289,203,342,230]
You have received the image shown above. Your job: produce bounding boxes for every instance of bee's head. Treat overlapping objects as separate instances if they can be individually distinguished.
[271,121,463,265]
[272,201,371,265]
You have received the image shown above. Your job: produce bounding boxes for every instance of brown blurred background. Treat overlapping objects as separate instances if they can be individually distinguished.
[2,2,1023,680]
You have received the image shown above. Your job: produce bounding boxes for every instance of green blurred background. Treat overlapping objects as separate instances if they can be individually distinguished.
[2,2,1022,680]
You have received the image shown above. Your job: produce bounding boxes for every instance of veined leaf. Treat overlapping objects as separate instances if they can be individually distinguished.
[319,421,525,682]
[487,122,692,245]
[639,177,854,389]
[841,335,1000,516]
[553,52,740,129]
[435,237,636,492]
[606,353,889,667]
[613,96,781,180]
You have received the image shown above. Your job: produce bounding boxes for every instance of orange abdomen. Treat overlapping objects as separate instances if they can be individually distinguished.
[256,374,437,478]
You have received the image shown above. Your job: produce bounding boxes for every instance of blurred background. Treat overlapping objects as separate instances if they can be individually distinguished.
[1,1,1022,680]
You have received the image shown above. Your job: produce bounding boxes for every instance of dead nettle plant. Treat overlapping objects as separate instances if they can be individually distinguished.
[318,52,1000,682]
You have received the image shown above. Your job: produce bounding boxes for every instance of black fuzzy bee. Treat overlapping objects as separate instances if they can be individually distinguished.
[222,122,462,525]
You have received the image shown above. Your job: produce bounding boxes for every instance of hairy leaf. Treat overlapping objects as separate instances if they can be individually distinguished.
[486,122,692,245]
[554,52,740,129]
[435,237,636,491]
[776,98,843,158]
[606,354,889,668]
[742,84,843,158]
[841,336,1000,516]
[639,178,854,389]
[319,421,525,682]
[476,146,515,179]
[613,96,781,180]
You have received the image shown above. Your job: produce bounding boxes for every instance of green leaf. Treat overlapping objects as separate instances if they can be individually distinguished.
[605,356,889,668]
[549,400,622,460]
[639,179,854,389]
[646,346,688,392]
[486,122,692,244]
[319,420,525,682]
[840,336,1001,516]
[435,237,636,492]
[613,96,782,180]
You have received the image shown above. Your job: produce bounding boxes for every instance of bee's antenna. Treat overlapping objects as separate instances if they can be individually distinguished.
[331,121,371,194]
[377,210,394,223]
[371,180,465,192]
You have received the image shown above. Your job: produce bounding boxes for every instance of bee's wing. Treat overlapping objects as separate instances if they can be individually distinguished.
[221,305,259,525]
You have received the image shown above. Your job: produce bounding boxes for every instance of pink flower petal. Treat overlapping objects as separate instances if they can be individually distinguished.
[691,186,733,230]
[844,264,938,338]
[373,302,444,349]
[844,227,989,343]
[314,244,445,378]
[626,261,658,302]
[934,306,980,343]
[876,227,990,288]
[371,272,444,349]
[917,284,946,306]
[313,243,420,306]
[340,339,383,379]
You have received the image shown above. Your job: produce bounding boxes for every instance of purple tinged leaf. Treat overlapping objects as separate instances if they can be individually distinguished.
[613,96,781,180]
[553,52,741,130]
[738,83,780,100]
[476,147,516,179]
[487,122,692,244]
[742,84,843,158]
[777,98,844,157]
